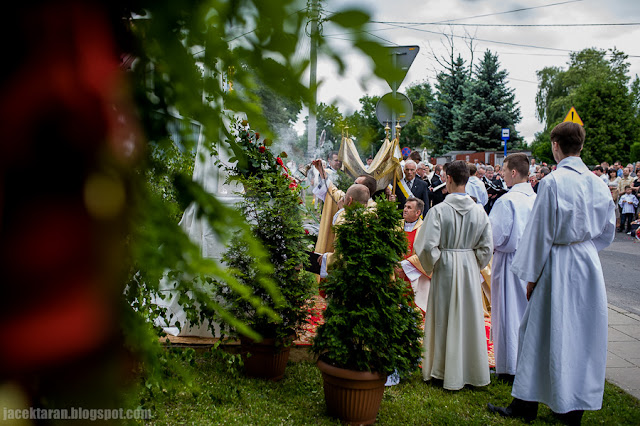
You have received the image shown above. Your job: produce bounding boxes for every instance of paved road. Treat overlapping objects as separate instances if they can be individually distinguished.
[600,230,640,316]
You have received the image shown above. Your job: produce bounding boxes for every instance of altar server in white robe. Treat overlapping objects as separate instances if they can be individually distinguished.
[488,153,536,382]
[488,122,616,424]
[414,160,493,391]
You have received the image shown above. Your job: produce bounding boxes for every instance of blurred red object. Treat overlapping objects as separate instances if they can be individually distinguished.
[0,1,140,379]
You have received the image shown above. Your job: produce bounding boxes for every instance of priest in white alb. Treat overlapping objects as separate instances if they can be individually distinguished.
[487,153,536,383]
[488,122,616,424]
[414,160,493,391]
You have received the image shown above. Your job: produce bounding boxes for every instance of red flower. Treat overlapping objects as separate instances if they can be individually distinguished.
[305,229,310,235]
[289,182,298,190]
[255,132,260,140]
[276,157,284,167]
[259,146,265,153]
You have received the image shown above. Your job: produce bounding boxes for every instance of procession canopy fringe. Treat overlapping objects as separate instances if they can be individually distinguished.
[315,126,403,259]
[337,131,402,194]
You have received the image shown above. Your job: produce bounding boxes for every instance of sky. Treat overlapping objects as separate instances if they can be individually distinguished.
[296,0,640,145]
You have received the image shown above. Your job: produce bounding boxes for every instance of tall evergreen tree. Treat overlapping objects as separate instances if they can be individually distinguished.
[428,55,468,154]
[449,50,521,151]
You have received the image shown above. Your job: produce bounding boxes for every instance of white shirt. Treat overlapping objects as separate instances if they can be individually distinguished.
[404,219,419,232]
[619,193,639,214]
[465,176,488,206]
[600,173,609,184]
[312,169,337,201]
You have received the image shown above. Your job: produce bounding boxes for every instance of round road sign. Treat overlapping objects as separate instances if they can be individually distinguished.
[375,92,413,128]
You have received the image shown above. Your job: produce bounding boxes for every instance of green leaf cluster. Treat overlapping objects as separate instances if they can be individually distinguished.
[531,48,640,164]
[311,198,423,376]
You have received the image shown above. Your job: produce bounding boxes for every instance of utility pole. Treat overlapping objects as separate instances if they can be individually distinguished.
[307,0,320,160]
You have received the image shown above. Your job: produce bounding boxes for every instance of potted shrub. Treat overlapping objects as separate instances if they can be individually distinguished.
[210,120,316,381]
[311,198,423,424]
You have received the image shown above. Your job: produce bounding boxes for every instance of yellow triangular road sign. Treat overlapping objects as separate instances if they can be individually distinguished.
[563,106,583,126]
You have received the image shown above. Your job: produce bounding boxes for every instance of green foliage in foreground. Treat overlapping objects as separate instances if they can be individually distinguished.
[133,348,640,425]
[312,199,423,376]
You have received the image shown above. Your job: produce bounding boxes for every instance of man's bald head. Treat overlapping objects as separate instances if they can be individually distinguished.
[345,183,370,206]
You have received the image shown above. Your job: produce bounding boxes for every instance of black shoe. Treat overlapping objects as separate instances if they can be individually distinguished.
[487,398,538,422]
[553,410,584,425]
[496,373,515,384]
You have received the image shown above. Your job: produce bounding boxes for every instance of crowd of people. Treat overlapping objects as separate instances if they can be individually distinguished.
[309,122,636,425]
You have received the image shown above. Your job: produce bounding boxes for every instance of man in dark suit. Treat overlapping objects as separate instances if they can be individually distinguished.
[429,164,446,208]
[416,161,431,185]
[483,165,507,214]
[395,160,430,217]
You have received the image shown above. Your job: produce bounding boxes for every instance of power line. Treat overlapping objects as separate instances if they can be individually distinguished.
[381,22,574,52]
[325,30,640,60]
[508,77,539,84]
[372,22,640,28]
[362,30,397,46]
[225,7,307,42]
[323,0,599,39]
[418,0,583,24]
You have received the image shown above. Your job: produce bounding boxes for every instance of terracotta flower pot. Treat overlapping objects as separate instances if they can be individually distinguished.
[317,358,386,425]
[240,337,291,381]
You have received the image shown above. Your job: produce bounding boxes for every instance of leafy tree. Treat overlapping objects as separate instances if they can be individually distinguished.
[400,81,435,149]
[574,79,638,165]
[449,50,521,151]
[428,55,468,154]
[533,48,639,164]
[530,127,555,165]
[347,94,385,157]
[210,122,315,343]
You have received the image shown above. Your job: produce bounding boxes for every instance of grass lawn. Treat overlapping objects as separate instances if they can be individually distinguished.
[134,346,640,425]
